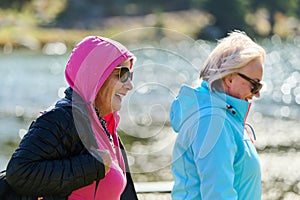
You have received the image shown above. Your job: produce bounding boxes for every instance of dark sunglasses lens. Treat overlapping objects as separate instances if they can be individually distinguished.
[119,68,131,83]
[252,83,262,94]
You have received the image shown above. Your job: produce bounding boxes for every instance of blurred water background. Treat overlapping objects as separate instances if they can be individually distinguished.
[1,34,300,199]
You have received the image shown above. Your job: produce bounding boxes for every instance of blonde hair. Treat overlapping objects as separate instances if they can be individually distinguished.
[118,56,136,68]
[200,30,266,91]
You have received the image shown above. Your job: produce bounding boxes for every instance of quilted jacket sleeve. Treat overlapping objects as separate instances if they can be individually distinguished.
[6,107,106,197]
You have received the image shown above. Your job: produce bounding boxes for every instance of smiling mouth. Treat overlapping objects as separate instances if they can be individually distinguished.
[115,93,125,99]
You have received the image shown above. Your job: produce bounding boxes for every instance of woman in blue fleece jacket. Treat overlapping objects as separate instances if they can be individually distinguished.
[170,30,266,200]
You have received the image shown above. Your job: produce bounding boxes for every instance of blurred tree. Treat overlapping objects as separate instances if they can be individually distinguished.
[0,0,31,10]
[127,0,191,15]
[249,0,299,36]
[54,0,106,29]
[54,0,192,29]
[3,0,300,38]
[192,0,252,39]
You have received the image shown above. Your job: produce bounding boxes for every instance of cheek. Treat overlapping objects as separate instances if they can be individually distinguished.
[113,80,123,90]
[229,82,247,99]
[97,80,116,103]
[96,92,110,107]
[106,84,117,102]
[237,83,252,99]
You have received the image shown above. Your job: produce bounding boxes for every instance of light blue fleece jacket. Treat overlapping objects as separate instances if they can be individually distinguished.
[170,81,261,200]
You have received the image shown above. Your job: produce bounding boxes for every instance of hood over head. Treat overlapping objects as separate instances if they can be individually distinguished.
[64,36,135,170]
[170,81,251,159]
[65,36,135,103]
[170,81,250,133]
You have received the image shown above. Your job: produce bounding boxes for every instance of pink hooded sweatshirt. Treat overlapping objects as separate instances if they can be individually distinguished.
[65,36,135,200]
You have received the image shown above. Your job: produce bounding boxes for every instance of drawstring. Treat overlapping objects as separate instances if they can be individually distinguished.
[245,123,256,143]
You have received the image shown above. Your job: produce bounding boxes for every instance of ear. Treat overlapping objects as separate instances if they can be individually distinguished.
[223,74,233,88]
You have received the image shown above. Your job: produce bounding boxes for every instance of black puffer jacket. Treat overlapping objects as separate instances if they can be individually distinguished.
[6,88,138,200]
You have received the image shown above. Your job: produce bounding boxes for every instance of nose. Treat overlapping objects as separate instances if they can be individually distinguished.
[124,78,133,90]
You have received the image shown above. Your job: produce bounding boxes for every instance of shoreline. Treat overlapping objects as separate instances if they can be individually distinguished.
[0,10,210,51]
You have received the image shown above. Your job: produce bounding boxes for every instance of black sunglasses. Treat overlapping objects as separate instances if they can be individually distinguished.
[237,73,262,94]
[115,66,133,83]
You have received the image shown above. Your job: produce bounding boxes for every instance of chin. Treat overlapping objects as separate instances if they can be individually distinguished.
[112,105,122,112]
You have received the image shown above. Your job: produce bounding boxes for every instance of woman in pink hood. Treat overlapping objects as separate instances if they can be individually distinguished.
[5,36,138,200]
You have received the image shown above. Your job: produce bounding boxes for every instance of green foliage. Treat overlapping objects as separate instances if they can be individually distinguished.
[0,0,31,10]
[1,0,300,42]
[248,0,300,35]
[201,0,251,36]
[250,0,300,15]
